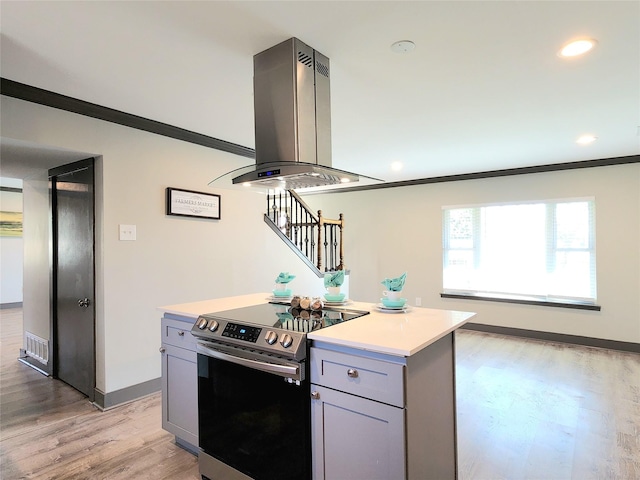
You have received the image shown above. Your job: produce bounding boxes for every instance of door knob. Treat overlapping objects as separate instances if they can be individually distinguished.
[78,298,91,308]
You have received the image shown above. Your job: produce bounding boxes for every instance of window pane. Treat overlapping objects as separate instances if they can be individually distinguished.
[448,208,474,249]
[550,251,594,298]
[443,250,474,290]
[556,202,590,249]
[446,250,474,268]
[478,204,546,295]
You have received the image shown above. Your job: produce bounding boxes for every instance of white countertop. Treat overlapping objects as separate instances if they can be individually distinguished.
[159,294,476,357]
[159,293,270,319]
[308,300,476,356]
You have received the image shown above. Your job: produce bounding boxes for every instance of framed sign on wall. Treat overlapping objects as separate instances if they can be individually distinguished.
[166,187,221,220]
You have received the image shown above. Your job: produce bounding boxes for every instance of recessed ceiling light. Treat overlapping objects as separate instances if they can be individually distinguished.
[576,134,597,145]
[391,161,403,171]
[559,38,597,57]
[391,40,415,54]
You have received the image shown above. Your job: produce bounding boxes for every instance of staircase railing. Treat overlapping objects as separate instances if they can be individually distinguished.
[264,190,344,277]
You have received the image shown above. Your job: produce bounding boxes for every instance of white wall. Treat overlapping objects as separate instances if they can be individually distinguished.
[0,180,23,304]
[22,175,50,340]
[305,163,640,344]
[2,96,332,394]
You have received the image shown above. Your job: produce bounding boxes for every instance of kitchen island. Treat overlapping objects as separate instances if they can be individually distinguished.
[160,293,475,356]
[158,293,476,479]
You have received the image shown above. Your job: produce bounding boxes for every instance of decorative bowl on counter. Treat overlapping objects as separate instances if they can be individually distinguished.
[380,297,407,308]
[324,293,346,302]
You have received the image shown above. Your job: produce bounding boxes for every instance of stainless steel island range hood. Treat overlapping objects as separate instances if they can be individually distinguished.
[213,37,379,192]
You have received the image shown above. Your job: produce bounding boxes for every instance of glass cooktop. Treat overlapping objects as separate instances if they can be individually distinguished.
[205,302,369,332]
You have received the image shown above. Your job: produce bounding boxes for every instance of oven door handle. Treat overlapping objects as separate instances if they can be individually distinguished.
[196,343,301,380]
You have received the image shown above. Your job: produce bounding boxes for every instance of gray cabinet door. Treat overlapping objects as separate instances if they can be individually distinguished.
[161,342,198,447]
[311,384,405,480]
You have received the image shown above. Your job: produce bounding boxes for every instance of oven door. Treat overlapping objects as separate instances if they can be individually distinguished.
[197,342,311,480]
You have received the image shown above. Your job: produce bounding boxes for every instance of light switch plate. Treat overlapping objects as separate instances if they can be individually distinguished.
[119,224,136,241]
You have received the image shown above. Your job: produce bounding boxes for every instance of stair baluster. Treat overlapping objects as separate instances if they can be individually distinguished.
[263,190,345,277]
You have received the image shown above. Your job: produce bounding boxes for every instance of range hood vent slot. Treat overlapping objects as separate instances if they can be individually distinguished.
[298,51,313,68]
[316,60,329,78]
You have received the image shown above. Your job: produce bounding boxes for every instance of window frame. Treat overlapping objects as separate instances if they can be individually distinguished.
[441,198,600,311]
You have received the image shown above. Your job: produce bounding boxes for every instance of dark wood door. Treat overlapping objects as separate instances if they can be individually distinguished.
[50,158,95,400]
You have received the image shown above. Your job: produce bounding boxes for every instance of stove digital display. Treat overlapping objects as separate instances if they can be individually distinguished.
[222,322,261,343]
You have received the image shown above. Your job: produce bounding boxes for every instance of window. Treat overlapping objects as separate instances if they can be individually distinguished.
[442,198,596,305]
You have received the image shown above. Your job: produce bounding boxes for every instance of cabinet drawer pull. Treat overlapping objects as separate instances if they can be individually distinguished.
[159,347,166,354]
[347,368,359,378]
[311,391,320,400]
[178,331,185,337]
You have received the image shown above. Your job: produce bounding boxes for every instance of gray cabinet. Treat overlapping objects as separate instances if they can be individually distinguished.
[311,332,458,480]
[310,347,406,480]
[311,383,405,480]
[161,316,198,452]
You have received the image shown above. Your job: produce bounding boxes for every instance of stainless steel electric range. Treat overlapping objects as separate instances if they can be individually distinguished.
[191,301,369,480]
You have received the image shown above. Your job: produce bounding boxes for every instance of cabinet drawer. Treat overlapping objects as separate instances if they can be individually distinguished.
[310,347,404,407]
[162,317,197,350]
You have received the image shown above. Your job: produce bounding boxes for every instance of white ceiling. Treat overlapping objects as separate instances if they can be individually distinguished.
[1,1,638,182]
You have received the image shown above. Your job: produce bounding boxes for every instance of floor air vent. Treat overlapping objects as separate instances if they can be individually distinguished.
[25,332,49,365]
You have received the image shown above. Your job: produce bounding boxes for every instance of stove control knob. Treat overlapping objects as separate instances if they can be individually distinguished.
[280,334,293,348]
[196,317,208,330]
[207,319,219,332]
[265,331,278,345]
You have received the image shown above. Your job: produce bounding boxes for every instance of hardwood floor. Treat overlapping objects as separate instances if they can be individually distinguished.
[0,308,199,480]
[1,307,639,479]
[456,329,640,479]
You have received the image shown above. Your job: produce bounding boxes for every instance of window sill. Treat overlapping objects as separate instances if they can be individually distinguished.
[440,292,601,311]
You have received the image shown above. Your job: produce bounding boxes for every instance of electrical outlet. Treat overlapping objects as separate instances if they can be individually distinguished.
[119,224,136,241]
[415,297,422,306]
